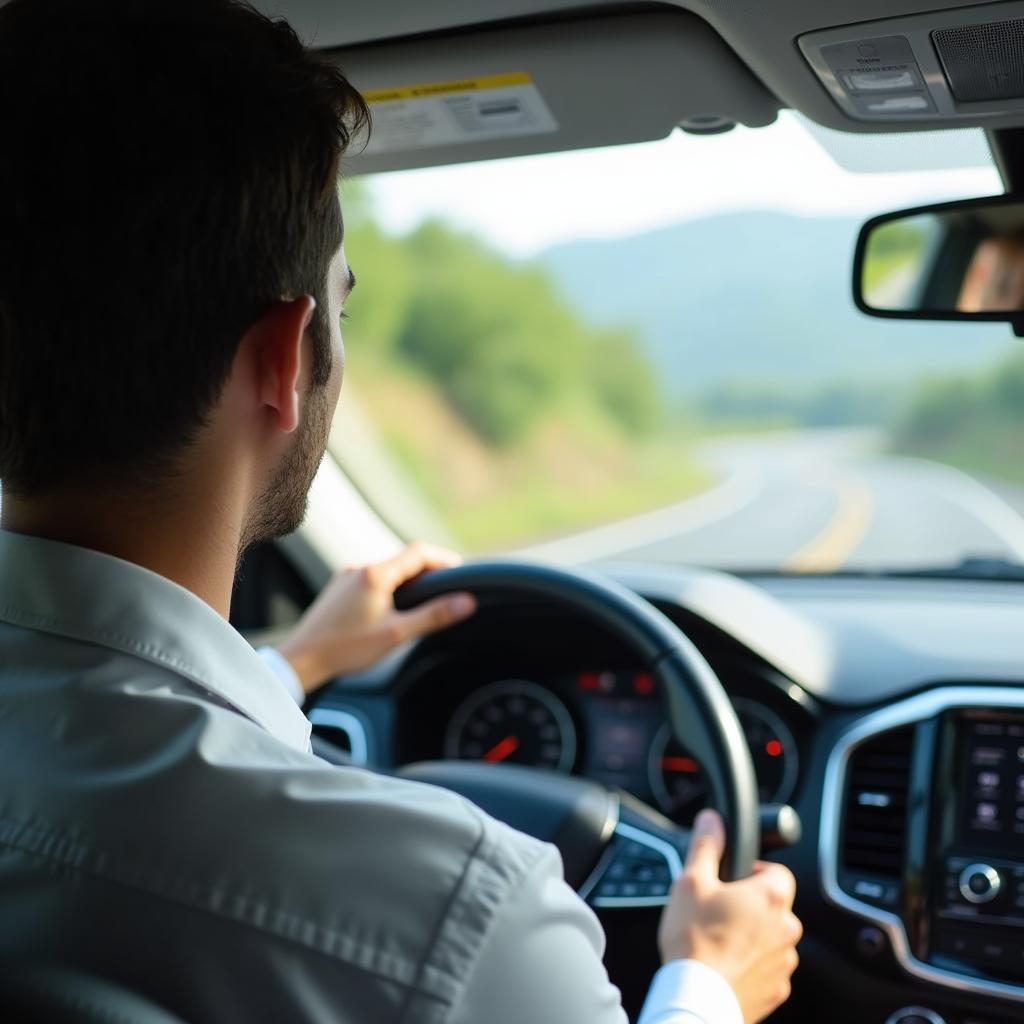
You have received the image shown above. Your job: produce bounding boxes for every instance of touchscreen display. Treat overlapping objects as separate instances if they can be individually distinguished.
[959,714,1024,850]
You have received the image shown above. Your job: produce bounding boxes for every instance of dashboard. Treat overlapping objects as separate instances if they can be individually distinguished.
[303,565,1024,1024]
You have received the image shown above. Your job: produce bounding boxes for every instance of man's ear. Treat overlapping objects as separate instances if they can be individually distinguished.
[251,296,317,435]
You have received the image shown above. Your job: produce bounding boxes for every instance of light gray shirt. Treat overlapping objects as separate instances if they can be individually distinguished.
[0,530,741,1023]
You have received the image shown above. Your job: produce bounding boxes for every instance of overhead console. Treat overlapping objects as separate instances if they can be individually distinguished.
[822,687,1024,1006]
[800,1,1024,125]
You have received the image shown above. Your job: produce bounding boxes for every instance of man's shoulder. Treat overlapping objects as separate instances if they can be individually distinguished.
[177,724,556,1004]
[100,688,551,912]
[214,740,551,900]
[4,680,558,1014]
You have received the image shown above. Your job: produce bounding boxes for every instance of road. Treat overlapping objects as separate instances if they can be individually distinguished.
[522,428,1024,571]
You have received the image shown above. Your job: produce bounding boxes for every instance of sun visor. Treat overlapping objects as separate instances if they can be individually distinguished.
[326,11,780,175]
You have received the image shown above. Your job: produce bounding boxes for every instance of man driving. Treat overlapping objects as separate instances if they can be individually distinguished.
[0,1,801,1021]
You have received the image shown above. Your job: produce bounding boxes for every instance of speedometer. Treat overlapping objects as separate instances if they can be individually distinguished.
[444,679,577,773]
[647,698,798,823]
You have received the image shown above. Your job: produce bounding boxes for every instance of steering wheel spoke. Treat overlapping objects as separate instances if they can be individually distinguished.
[580,821,685,908]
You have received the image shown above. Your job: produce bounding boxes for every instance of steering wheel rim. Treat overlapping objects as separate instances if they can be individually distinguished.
[395,560,759,881]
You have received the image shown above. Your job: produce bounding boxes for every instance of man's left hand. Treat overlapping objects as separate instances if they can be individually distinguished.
[276,542,476,694]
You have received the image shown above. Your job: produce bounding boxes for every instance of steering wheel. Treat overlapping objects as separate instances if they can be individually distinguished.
[394,561,759,894]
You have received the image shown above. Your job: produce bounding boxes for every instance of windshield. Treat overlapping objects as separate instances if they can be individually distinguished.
[330,112,1024,576]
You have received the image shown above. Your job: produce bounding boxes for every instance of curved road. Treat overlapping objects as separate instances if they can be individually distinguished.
[523,428,1024,571]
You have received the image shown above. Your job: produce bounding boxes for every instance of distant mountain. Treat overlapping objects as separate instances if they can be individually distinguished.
[538,210,1018,396]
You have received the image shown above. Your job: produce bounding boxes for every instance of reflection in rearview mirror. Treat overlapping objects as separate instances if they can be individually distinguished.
[855,195,1024,331]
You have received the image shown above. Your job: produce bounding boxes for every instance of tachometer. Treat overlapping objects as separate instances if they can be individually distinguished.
[444,679,577,773]
[648,698,798,823]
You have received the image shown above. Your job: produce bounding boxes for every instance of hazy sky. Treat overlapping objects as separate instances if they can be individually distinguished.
[363,112,1002,258]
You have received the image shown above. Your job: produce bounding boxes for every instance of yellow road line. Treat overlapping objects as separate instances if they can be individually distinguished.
[784,477,875,574]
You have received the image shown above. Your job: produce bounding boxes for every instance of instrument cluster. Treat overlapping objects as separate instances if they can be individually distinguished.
[441,668,801,824]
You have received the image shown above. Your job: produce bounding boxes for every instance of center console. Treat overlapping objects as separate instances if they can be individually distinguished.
[930,712,1024,983]
[821,687,1024,1008]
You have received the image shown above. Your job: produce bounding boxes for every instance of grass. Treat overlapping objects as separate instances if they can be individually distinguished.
[341,354,713,553]
[427,442,709,552]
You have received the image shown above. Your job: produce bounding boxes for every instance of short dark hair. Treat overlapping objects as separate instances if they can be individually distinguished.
[0,0,369,496]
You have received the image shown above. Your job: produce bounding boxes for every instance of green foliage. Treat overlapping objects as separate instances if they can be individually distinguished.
[861,217,931,299]
[341,208,660,446]
[342,218,414,353]
[895,349,1024,484]
[869,219,928,260]
[899,376,983,446]
[699,380,905,430]
[992,352,1024,409]
[586,330,661,436]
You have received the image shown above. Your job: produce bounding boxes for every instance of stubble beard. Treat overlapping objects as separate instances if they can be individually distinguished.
[239,381,332,556]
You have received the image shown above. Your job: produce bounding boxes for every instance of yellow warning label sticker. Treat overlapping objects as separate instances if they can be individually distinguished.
[362,72,534,105]
[360,71,558,155]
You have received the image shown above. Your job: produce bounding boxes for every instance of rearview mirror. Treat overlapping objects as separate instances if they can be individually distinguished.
[854,194,1024,335]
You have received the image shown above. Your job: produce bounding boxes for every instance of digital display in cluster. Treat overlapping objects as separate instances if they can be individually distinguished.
[959,714,1024,849]
[576,670,663,795]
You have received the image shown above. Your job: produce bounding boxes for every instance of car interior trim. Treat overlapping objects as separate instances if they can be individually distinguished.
[307,707,371,766]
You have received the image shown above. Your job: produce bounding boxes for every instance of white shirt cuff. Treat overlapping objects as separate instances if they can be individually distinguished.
[637,960,743,1024]
[257,646,305,706]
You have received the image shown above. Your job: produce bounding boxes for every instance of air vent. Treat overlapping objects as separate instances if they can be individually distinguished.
[841,726,914,880]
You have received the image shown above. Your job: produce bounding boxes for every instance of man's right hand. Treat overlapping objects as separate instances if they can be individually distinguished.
[657,809,802,1024]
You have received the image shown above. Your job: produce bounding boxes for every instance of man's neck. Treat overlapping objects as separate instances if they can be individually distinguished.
[1,484,244,618]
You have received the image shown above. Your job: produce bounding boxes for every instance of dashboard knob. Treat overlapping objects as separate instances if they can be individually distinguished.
[884,1008,946,1024]
[958,862,1002,904]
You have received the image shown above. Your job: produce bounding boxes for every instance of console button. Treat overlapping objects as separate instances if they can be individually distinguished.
[884,1008,946,1024]
[959,863,1002,904]
[932,928,976,958]
[979,940,1007,962]
[855,926,886,958]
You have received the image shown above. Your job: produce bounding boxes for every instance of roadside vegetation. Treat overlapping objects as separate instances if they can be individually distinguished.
[892,349,1024,484]
[334,190,709,552]
[697,380,907,431]
[860,217,930,300]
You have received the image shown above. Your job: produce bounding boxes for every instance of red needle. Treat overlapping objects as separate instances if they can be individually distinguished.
[662,756,699,773]
[483,735,520,763]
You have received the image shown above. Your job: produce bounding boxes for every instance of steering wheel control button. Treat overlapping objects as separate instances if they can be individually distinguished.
[884,1010,946,1024]
[959,863,1002,904]
[620,840,663,863]
[586,823,683,909]
[594,841,673,903]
